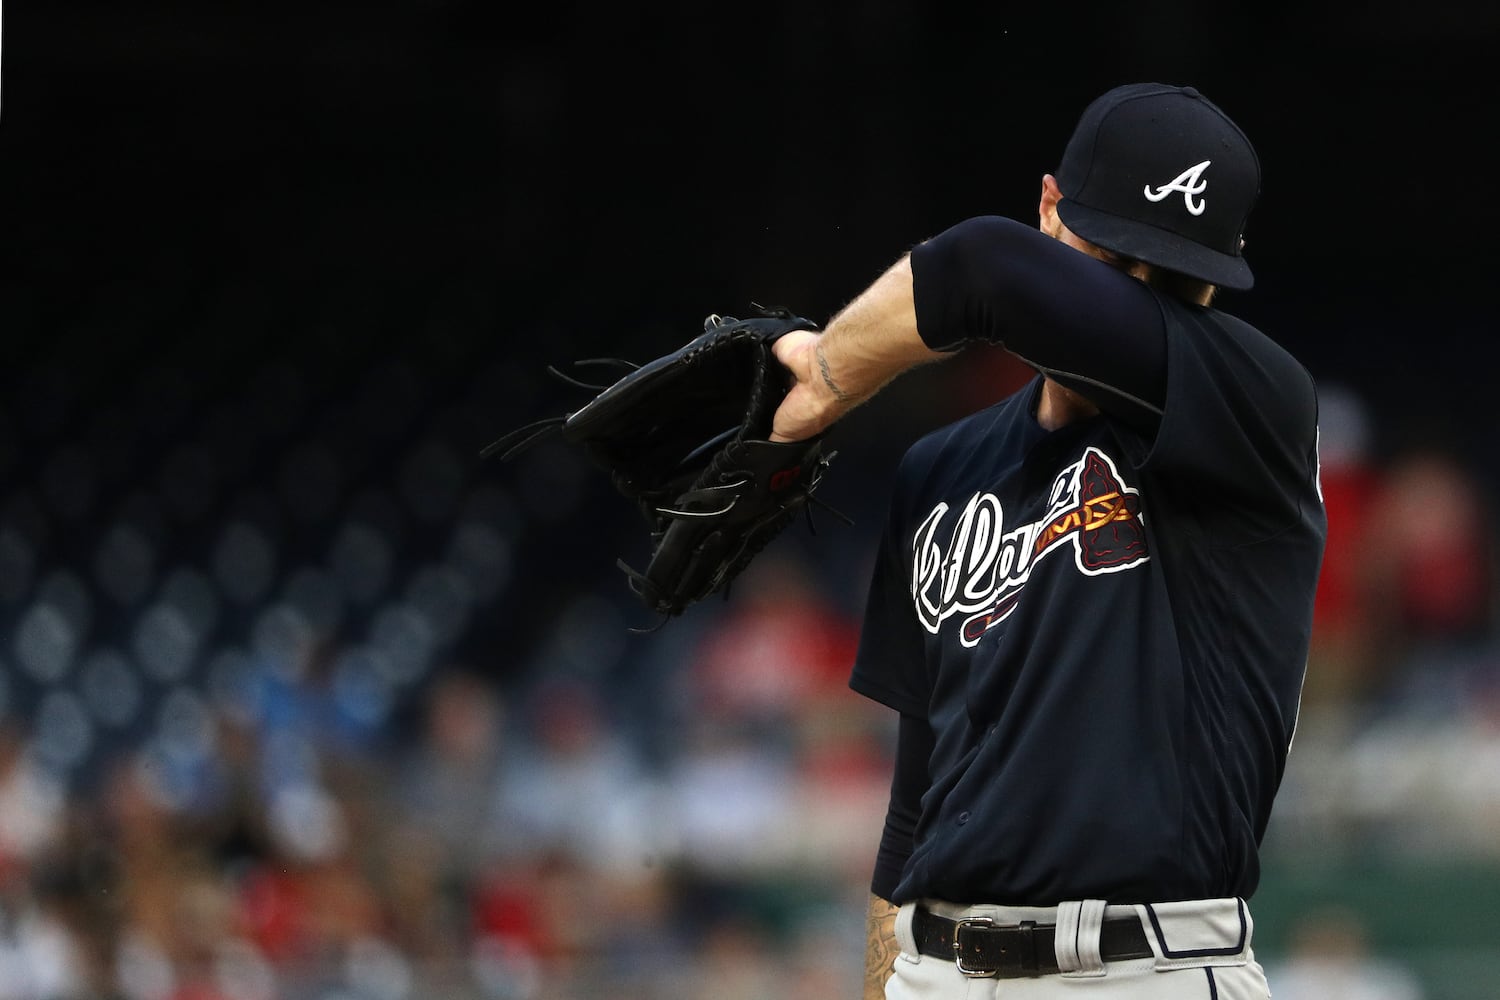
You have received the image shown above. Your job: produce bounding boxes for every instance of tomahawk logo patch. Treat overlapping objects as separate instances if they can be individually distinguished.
[911,448,1149,646]
[1144,159,1211,216]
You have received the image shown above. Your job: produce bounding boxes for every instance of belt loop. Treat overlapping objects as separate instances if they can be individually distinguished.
[1055,899,1108,977]
[894,902,921,964]
[1054,901,1082,972]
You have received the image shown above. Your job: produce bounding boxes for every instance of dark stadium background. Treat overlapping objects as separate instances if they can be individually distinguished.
[1,2,1497,999]
[5,0,1490,667]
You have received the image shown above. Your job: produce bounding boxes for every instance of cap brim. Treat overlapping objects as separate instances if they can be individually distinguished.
[1057,198,1254,291]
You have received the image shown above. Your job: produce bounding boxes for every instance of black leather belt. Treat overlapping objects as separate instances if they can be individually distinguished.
[913,905,1154,978]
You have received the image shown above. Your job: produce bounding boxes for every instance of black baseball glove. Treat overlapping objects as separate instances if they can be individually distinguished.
[484,306,842,622]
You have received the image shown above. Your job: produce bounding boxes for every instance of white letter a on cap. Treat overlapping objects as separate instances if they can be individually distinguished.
[1143,160,1211,216]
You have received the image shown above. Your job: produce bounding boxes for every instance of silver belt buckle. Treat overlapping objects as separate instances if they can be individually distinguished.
[953,916,998,977]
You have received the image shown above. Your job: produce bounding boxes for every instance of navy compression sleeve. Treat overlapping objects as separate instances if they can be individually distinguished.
[910,216,1169,431]
[872,713,935,901]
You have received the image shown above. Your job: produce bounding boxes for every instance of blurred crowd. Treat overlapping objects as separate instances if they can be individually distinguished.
[1274,383,1500,860]
[0,514,893,999]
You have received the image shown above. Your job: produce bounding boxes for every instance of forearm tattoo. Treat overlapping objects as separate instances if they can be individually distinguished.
[816,341,854,403]
[864,896,899,1000]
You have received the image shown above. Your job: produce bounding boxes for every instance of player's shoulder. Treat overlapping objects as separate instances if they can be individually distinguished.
[1165,296,1315,391]
[1165,295,1295,359]
[1158,296,1320,442]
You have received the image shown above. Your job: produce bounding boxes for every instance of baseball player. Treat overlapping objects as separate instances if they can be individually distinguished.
[769,84,1326,998]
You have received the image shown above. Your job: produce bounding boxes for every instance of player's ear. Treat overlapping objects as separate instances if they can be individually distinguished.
[1039,174,1064,237]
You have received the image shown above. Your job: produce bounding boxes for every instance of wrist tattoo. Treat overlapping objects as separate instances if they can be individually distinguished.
[815,342,854,404]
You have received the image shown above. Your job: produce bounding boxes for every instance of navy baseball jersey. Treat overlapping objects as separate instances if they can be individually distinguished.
[852,217,1326,906]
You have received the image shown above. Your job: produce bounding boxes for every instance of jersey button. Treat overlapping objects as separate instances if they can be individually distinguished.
[957,811,970,825]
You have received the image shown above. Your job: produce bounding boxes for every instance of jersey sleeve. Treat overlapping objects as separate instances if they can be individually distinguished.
[1139,301,1323,536]
[871,712,934,901]
[848,457,932,719]
[909,215,1167,432]
[908,214,1321,538]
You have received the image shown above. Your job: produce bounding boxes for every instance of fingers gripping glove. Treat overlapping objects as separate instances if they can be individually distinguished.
[483,306,843,621]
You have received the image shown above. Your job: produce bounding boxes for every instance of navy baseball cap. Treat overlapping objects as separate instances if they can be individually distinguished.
[1055,83,1260,290]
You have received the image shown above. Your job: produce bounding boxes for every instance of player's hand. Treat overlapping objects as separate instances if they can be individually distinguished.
[770,329,842,442]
